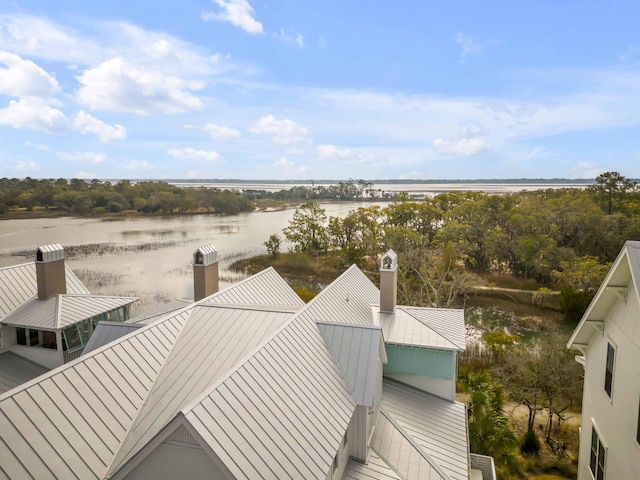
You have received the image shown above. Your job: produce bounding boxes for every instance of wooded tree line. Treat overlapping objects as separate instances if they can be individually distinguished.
[274,172,639,313]
[245,178,380,200]
[0,177,253,215]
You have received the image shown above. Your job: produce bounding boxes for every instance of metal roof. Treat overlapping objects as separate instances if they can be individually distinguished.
[0,309,192,479]
[372,408,449,480]
[193,245,218,266]
[83,321,144,354]
[0,352,49,395]
[377,307,466,351]
[109,304,295,473]
[344,450,402,480]
[318,322,383,407]
[382,379,469,480]
[126,299,191,325]
[200,267,305,307]
[297,265,379,326]
[36,244,64,262]
[1,294,138,330]
[182,312,357,479]
[569,240,640,349]
[0,262,89,320]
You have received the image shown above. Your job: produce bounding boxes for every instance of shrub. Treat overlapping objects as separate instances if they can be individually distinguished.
[559,286,592,323]
[520,428,541,455]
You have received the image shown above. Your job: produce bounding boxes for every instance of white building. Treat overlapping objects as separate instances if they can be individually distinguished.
[568,240,640,480]
[0,247,494,480]
[0,244,137,393]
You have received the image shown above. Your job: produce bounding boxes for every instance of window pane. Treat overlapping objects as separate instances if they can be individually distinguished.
[42,331,57,349]
[29,329,39,346]
[605,343,615,397]
[63,326,82,350]
[16,328,26,345]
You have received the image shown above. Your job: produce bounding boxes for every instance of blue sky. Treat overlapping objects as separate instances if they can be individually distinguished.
[1,0,640,180]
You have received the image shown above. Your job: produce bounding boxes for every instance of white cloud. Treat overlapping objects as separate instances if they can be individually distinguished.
[74,171,98,179]
[572,161,605,179]
[316,144,373,163]
[432,137,492,156]
[73,110,127,142]
[58,152,107,164]
[0,97,68,133]
[456,33,482,62]
[273,157,310,175]
[11,160,41,172]
[185,122,241,139]
[250,115,311,144]
[125,160,154,171]
[0,51,60,97]
[459,124,488,138]
[202,0,263,35]
[76,57,203,114]
[23,142,52,151]
[167,147,221,163]
[273,28,304,48]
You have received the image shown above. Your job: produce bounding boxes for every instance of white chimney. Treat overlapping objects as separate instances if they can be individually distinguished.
[36,244,67,300]
[380,250,398,313]
[193,245,219,301]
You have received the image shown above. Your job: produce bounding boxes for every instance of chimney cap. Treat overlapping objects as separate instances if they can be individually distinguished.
[381,250,397,271]
[36,244,64,263]
[193,245,218,266]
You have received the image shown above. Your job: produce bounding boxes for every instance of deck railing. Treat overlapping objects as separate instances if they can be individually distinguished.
[470,453,496,480]
[63,347,84,363]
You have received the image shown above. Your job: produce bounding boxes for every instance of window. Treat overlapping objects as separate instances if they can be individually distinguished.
[590,426,606,480]
[16,327,26,345]
[604,343,615,398]
[28,328,39,346]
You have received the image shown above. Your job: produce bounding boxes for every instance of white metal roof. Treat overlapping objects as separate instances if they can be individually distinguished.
[0,352,49,395]
[318,322,384,407]
[125,299,191,325]
[193,244,218,266]
[344,450,402,480]
[0,262,89,320]
[569,240,640,349]
[376,306,466,351]
[36,244,64,262]
[372,408,449,480]
[1,294,138,330]
[0,309,193,479]
[297,265,380,326]
[109,304,295,474]
[82,321,144,354]
[382,379,469,480]
[200,266,305,307]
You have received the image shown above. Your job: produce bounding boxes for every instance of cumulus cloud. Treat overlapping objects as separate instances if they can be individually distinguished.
[0,51,60,97]
[432,137,492,156]
[250,115,311,144]
[76,57,203,114]
[167,147,221,163]
[57,152,107,164]
[11,160,41,172]
[125,160,154,171]
[185,122,241,139]
[24,142,52,151]
[0,97,68,133]
[316,144,373,163]
[73,110,127,142]
[202,0,263,34]
[273,157,310,175]
[456,32,483,62]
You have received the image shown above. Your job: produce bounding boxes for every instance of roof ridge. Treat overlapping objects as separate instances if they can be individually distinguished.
[196,266,277,303]
[104,305,196,476]
[400,306,465,350]
[0,261,32,271]
[377,406,452,480]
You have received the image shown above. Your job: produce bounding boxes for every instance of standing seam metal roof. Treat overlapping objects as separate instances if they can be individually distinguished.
[0,262,90,319]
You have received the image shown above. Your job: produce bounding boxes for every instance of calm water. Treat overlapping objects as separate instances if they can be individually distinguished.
[0,202,386,313]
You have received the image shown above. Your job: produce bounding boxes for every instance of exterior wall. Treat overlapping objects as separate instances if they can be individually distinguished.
[124,443,228,480]
[577,283,640,480]
[9,343,60,369]
[384,345,456,400]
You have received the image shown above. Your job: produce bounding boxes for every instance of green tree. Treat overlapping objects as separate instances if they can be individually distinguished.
[264,233,282,258]
[587,171,638,214]
[282,202,329,254]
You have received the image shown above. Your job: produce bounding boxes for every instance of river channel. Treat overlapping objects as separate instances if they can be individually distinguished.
[0,202,387,315]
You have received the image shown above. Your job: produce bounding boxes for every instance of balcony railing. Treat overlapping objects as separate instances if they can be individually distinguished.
[470,453,496,480]
[63,347,84,363]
